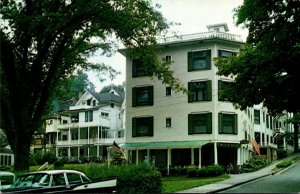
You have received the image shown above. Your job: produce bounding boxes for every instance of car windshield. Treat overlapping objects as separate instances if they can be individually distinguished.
[12,173,50,188]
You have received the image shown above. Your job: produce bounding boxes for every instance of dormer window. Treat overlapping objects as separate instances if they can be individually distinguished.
[87,99,91,106]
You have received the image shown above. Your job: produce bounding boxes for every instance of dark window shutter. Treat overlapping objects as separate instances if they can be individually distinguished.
[206,50,211,70]
[218,50,222,57]
[149,86,154,105]
[149,117,154,136]
[234,114,238,134]
[207,113,212,134]
[218,113,223,134]
[132,87,136,107]
[206,80,212,101]
[85,111,88,122]
[188,52,193,71]
[132,118,137,137]
[188,82,193,102]
[132,59,137,77]
[188,114,193,134]
[218,80,222,101]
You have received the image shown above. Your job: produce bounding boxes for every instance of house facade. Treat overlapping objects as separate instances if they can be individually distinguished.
[120,24,279,172]
[44,89,125,162]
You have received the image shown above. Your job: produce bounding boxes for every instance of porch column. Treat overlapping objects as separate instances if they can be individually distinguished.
[167,148,172,175]
[191,148,194,165]
[69,147,71,159]
[214,142,218,165]
[88,126,90,145]
[56,131,59,157]
[198,147,202,169]
[107,147,111,166]
[97,126,100,144]
[237,147,241,165]
[136,150,139,164]
[78,147,80,161]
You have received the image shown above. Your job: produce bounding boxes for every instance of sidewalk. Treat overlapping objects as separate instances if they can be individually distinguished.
[177,153,300,193]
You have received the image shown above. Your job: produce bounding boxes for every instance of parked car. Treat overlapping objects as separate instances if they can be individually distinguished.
[0,171,16,191]
[1,170,117,193]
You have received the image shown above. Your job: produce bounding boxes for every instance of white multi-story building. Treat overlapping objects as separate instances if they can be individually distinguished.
[120,23,279,172]
[44,89,125,162]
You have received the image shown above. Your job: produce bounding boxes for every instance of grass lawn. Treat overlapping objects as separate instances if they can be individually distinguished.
[162,174,230,193]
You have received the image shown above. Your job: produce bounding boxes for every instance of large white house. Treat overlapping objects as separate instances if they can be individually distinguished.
[119,23,281,172]
[44,89,125,162]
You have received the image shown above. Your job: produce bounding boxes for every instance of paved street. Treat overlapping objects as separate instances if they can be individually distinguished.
[219,161,300,193]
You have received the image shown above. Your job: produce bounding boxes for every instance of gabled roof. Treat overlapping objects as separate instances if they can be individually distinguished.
[75,89,124,107]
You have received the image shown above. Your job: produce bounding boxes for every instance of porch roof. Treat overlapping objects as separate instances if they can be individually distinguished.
[120,140,210,150]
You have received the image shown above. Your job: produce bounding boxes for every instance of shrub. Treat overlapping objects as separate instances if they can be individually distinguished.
[187,168,198,177]
[187,165,224,178]
[178,167,188,175]
[276,160,292,168]
[277,149,287,159]
[69,163,162,193]
[241,157,271,173]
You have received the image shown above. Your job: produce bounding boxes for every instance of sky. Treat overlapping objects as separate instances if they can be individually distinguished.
[88,0,248,92]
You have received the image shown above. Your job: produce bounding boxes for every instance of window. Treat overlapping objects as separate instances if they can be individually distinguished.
[132,86,153,107]
[188,50,211,71]
[218,80,233,101]
[85,111,93,122]
[52,174,66,186]
[67,173,83,185]
[166,87,171,96]
[218,50,236,58]
[101,112,109,117]
[165,55,172,62]
[132,117,153,137]
[71,129,78,140]
[254,110,260,124]
[166,118,171,127]
[132,59,152,77]
[218,113,237,134]
[188,113,212,134]
[188,80,212,102]
[71,116,79,123]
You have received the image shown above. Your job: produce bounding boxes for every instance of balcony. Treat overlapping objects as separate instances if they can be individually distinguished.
[57,122,79,129]
[157,31,243,45]
[56,137,124,146]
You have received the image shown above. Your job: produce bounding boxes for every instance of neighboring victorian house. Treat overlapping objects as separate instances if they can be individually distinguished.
[119,23,280,173]
[44,89,125,162]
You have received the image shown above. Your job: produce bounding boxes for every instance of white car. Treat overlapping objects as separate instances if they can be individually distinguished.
[2,170,117,193]
[0,171,16,191]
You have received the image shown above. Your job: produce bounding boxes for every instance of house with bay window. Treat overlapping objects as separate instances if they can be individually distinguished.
[119,23,279,173]
[44,89,125,162]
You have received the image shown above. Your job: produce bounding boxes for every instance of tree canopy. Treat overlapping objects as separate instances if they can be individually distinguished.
[215,0,300,114]
[0,0,181,170]
[215,0,300,152]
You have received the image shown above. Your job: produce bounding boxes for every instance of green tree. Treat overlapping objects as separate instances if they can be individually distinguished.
[0,0,183,171]
[100,84,124,94]
[215,0,300,152]
[52,72,95,101]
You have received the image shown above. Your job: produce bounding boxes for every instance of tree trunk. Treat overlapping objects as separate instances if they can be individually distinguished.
[13,131,32,171]
[294,123,299,153]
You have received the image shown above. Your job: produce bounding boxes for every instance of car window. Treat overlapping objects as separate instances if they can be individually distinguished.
[52,173,66,186]
[66,173,82,185]
[81,175,90,183]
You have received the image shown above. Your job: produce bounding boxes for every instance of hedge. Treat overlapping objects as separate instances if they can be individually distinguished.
[60,163,162,193]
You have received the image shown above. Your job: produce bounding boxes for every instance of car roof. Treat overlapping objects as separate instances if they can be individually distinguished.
[0,171,15,177]
[23,170,86,175]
